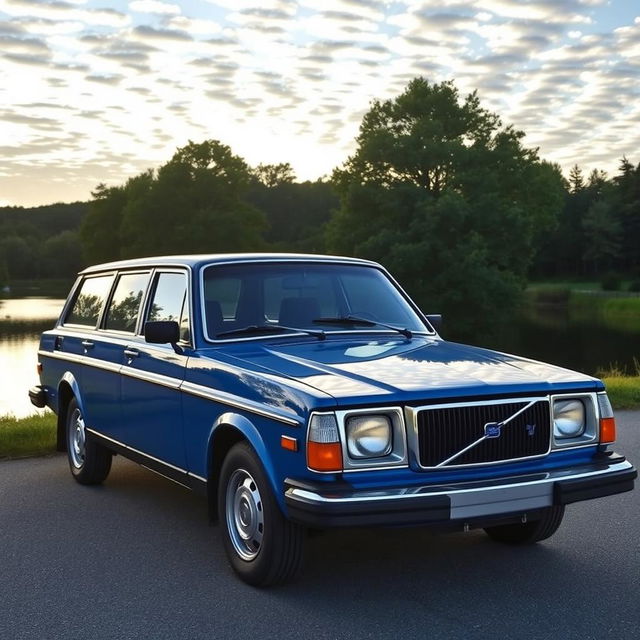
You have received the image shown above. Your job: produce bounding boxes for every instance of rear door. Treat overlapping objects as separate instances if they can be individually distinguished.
[53,273,117,431]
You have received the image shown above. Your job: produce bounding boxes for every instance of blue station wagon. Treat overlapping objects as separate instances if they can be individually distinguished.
[30,254,636,585]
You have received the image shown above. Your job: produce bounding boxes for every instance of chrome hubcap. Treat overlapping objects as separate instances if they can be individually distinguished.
[226,469,264,561]
[69,408,86,469]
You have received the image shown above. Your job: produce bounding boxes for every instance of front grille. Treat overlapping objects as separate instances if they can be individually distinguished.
[417,400,550,467]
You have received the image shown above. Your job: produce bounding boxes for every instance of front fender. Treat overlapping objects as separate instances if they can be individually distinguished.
[208,412,282,505]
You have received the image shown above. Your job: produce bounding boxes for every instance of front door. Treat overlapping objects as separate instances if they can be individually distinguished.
[119,270,191,472]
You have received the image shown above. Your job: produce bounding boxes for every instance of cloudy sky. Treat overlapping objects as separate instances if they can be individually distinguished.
[1,0,638,207]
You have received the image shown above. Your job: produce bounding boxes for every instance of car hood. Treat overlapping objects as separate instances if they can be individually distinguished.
[219,336,601,405]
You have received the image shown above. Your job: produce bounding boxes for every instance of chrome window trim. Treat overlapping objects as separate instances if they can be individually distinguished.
[406,396,553,470]
[198,258,435,344]
[550,392,599,449]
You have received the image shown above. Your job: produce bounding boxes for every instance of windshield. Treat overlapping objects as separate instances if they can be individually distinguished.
[201,262,430,341]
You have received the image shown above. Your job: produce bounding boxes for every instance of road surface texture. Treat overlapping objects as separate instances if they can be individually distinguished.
[1,412,638,640]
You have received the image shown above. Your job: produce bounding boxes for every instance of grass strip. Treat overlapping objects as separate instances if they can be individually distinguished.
[0,412,57,459]
[602,377,640,410]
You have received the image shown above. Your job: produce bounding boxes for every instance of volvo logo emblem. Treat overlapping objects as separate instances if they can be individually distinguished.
[526,424,536,437]
[484,422,502,438]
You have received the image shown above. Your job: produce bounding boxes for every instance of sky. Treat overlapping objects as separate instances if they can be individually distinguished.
[1,0,639,207]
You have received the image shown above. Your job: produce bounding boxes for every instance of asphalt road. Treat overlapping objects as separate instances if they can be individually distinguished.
[1,413,638,640]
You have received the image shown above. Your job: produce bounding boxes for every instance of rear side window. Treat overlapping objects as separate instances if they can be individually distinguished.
[147,272,190,341]
[64,275,114,327]
[104,272,151,333]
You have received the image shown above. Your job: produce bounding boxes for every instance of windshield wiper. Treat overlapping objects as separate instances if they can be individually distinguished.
[216,324,326,340]
[313,315,412,339]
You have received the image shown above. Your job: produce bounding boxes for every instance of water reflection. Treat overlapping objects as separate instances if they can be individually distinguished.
[0,298,63,417]
[0,298,64,322]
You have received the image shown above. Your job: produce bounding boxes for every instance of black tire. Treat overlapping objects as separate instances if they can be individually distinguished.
[218,442,305,586]
[484,506,565,544]
[66,398,112,485]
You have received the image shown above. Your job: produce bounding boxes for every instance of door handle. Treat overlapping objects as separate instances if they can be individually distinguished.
[124,348,140,359]
[54,336,64,351]
[81,340,94,350]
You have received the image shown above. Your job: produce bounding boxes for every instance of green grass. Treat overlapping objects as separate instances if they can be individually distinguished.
[602,377,640,410]
[527,280,602,291]
[0,412,57,459]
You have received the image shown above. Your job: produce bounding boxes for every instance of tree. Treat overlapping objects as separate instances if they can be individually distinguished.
[42,231,83,278]
[246,178,338,252]
[80,182,131,264]
[253,163,296,187]
[120,140,265,257]
[327,78,565,338]
[583,200,621,273]
[568,165,584,194]
[0,235,38,279]
[80,140,267,261]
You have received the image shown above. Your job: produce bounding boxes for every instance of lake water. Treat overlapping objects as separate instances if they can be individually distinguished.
[0,298,65,418]
[1,296,639,418]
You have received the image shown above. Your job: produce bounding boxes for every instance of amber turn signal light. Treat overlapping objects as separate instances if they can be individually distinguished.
[600,417,616,444]
[307,441,342,472]
[281,435,298,452]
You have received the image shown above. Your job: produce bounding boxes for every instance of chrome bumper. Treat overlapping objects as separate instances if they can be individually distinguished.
[284,456,636,528]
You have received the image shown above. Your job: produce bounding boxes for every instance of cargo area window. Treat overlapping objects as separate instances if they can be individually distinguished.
[64,274,114,328]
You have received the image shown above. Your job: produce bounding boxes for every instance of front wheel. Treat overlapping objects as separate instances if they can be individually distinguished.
[484,506,565,544]
[66,398,112,485]
[218,442,305,586]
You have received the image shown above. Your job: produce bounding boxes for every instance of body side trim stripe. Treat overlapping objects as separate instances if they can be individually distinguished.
[180,381,300,426]
[39,350,301,426]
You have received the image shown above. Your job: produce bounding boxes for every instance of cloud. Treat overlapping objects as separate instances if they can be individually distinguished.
[0,0,638,206]
[129,0,180,16]
[132,24,192,40]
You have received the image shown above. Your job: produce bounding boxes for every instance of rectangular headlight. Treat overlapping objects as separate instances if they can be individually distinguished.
[346,414,392,459]
[553,399,586,438]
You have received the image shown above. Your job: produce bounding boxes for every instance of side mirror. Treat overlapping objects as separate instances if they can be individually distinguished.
[144,321,182,353]
[426,314,442,334]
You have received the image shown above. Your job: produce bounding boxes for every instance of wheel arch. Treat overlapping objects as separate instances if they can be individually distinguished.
[56,372,83,452]
[206,412,278,522]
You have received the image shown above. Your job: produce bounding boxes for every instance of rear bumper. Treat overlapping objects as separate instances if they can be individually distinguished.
[28,385,47,409]
[284,455,636,528]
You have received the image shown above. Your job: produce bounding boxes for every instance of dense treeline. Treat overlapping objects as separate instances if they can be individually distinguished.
[1,77,638,335]
[0,202,87,281]
[532,160,640,286]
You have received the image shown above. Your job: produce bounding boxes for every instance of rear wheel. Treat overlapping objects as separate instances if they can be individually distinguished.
[484,506,565,544]
[66,398,112,485]
[218,442,305,586]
